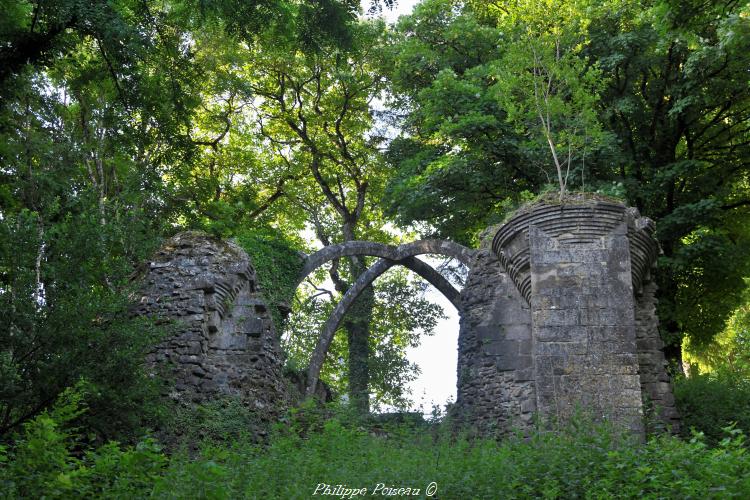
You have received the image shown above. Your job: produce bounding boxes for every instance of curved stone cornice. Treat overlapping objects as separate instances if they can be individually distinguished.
[490,201,660,304]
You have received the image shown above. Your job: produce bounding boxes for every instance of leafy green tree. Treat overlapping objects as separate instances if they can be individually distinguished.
[381,0,540,244]
[484,0,609,199]
[232,19,412,412]
[0,0,362,90]
[583,0,750,359]
[0,71,165,440]
[0,0,373,436]
[384,0,750,362]
[285,267,444,409]
[0,0,433,417]
[684,286,750,378]
[165,15,445,411]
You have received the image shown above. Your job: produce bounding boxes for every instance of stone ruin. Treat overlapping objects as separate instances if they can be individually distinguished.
[135,200,679,437]
[134,232,290,420]
[454,201,679,435]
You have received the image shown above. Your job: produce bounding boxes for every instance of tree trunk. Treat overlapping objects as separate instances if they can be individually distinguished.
[344,280,374,414]
[655,263,685,374]
[341,239,373,414]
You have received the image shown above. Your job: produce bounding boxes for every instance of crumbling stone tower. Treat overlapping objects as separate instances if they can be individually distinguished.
[455,200,679,435]
[134,232,289,414]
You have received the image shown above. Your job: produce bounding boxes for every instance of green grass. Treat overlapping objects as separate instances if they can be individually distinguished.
[3,398,750,499]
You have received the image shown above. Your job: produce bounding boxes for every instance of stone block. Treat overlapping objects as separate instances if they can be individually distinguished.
[475,324,498,342]
[531,308,581,326]
[518,339,532,355]
[482,339,520,356]
[535,326,587,342]
[496,354,532,372]
[535,341,586,356]
[184,342,202,356]
[240,316,264,336]
[520,398,536,414]
[502,324,532,340]
[514,368,535,382]
[455,204,677,436]
[207,310,221,333]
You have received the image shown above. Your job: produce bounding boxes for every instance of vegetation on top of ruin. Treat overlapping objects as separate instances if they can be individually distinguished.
[497,188,630,223]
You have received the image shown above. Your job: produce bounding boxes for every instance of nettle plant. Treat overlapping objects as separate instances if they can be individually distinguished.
[487,0,609,200]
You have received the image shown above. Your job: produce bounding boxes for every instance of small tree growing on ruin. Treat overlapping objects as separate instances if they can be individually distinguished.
[484,0,608,200]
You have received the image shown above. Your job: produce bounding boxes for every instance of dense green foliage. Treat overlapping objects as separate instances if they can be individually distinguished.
[0,389,166,498]
[0,81,167,440]
[286,267,445,408]
[0,0,449,436]
[0,0,398,438]
[160,396,274,450]
[4,396,750,499]
[3,0,750,496]
[674,275,750,446]
[235,228,305,327]
[152,422,750,498]
[675,370,750,447]
[383,0,750,358]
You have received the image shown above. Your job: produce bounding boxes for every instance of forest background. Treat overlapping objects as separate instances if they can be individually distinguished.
[2,0,750,496]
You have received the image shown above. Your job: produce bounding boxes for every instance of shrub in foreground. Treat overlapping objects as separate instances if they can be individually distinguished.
[0,389,165,499]
[674,370,750,445]
[3,398,750,498]
[152,418,750,499]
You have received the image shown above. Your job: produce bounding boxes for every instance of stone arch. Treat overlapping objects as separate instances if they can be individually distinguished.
[297,240,475,287]
[305,256,464,397]
[296,239,475,398]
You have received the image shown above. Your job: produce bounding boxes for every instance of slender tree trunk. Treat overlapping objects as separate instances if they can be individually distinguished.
[656,238,685,374]
[344,273,374,414]
[339,219,374,414]
[318,218,376,414]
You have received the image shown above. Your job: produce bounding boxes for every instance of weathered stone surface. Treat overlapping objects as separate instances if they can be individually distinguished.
[455,201,679,436]
[454,249,536,434]
[137,209,679,439]
[134,232,289,418]
[635,280,680,433]
[491,201,660,305]
[529,223,644,434]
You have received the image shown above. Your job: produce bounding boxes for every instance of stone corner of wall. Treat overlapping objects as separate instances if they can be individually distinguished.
[458,202,679,437]
[135,231,291,435]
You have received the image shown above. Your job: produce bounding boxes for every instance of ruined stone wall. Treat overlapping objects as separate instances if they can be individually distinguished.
[528,224,643,434]
[454,249,535,434]
[635,280,680,432]
[134,232,288,415]
[135,218,678,438]
[455,201,679,436]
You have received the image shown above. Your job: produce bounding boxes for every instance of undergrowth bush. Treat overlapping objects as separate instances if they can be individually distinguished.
[4,396,750,498]
[0,388,166,499]
[161,397,270,450]
[674,370,750,445]
[151,415,750,499]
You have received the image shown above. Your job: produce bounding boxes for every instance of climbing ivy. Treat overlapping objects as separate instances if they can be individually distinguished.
[234,228,304,329]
